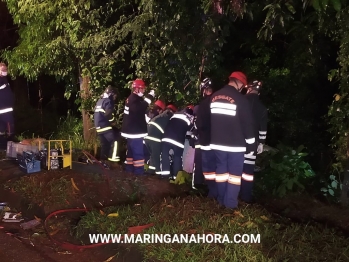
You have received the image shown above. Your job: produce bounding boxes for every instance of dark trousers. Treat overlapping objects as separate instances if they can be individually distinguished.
[214,150,245,209]
[144,139,162,174]
[193,148,205,185]
[161,142,183,177]
[240,152,257,202]
[143,143,150,164]
[98,130,120,162]
[0,111,14,135]
[202,149,217,198]
[125,138,144,175]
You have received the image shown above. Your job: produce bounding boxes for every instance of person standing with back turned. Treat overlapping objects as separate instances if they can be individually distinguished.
[121,79,155,175]
[240,80,268,203]
[193,78,216,195]
[209,71,256,209]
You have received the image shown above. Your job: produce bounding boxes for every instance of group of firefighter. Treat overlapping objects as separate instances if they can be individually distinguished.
[94,71,268,209]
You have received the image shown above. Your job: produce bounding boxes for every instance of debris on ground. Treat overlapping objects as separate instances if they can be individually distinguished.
[20,219,41,230]
[2,212,24,222]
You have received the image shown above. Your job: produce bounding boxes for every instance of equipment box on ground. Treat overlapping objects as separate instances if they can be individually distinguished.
[6,141,40,158]
[17,151,41,174]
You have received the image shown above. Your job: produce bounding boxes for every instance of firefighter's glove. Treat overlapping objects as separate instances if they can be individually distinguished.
[148,90,155,97]
[257,143,264,154]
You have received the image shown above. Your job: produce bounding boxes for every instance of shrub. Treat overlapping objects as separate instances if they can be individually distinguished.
[255,144,315,198]
[50,112,98,152]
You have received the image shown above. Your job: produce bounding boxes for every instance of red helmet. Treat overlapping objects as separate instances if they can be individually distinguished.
[132,79,146,89]
[166,104,177,112]
[154,100,166,110]
[229,71,247,86]
[187,105,194,111]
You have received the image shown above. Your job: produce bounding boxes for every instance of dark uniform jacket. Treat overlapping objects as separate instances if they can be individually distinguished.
[121,93,153,139]
[145,107,160,123]
[162,112,193,148]
[145,110,174,143]
[196,95,212,150]
[210,85,256,153]
[245,93,268,144]
[94,96,115,134]
[0,76,14,111]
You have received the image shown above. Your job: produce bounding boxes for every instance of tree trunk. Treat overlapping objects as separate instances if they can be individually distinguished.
[79,76,95,143]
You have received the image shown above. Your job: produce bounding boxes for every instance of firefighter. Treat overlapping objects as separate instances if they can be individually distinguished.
[193,78,217,196]
[144,104,177,175]
[160,106,194,179]
[210,71,256,209]
[145,100,166,123]
[240,80,268,203]
[0,63,14,138]
[121,79,155,175]
[144,99,166,165]
[190,105,204,189]
[93,85,120,168]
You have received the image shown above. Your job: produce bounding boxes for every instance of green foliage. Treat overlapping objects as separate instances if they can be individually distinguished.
[1,0,243,109]
[242,39,327,148]
[327,7,349,171]
[253,0,349,168]
[120,0,238,105]
[312,0,344,11]
[1,0,131,118]
[257,0,343,41]
[240,0,339,149]
[258,1,297,40]
[1,0,128,80]
[320,171,342,200]
[255,144,315,198]
[50,112,97,151]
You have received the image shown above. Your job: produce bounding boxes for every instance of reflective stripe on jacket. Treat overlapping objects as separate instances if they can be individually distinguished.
[94,97,115,134]
[210,85,256,152]
[121,93,154,139]
[162,112,193,148]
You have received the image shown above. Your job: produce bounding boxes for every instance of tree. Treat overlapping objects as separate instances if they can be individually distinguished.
[1,0,129,141]
[1,0,246,139]
[113,0,248,105]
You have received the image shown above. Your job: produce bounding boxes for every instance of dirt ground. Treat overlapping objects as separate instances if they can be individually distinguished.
[1,158,349,261]
[0,159,189,262]
[260,194,349,236]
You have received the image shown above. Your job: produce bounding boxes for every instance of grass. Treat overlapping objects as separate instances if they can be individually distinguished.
[74,196,349,262]
[115,177,147,203]
[5,175,72,207]
[3,166,349,261]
